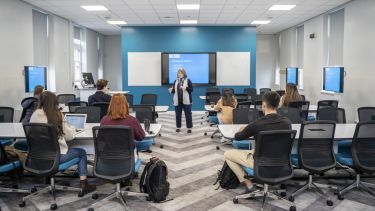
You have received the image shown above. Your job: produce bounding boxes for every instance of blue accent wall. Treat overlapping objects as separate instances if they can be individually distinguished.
[121,26,256,110]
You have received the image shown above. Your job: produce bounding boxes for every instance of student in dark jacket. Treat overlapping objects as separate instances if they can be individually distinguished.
[20,85,44,123]
[224,91,291,194]
[88,79,112,105]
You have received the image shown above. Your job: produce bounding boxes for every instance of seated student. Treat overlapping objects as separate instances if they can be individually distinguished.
[20,85,44,123]
[211,92,238,124]
[224,92,291,193]
[100,94,152,157]
[30,91,96,194]
[88,79,111,105]
[279,83,302,107]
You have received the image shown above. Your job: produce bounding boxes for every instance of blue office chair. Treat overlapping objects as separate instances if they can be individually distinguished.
[231,108,260,150]
[233,130,297,211]
[19,123,84,210]
[335,122,375,200]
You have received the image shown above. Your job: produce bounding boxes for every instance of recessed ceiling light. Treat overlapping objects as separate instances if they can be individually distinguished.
[251,20,271,25]
[107,20,127,25]
[177,4,200,10]
[180,20,198,24]
[269,5,296,11]
[81,5,108,11]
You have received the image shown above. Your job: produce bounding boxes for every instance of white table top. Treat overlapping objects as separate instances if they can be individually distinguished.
[108,91,130,95]
[218,123,356,140]
[205,105,318,112]
[200,96,206,100]
[61,105,169,113]
[0,123,161,139]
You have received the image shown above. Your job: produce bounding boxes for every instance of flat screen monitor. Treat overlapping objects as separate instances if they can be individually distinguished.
[323,67,344,93]
[161,53,216,85]
[286,67,298,85]
[24,66,47,92]
[82,73,95,86]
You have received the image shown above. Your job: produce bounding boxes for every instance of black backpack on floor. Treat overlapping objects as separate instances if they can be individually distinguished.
[214,161,240,189]
[140,157,170,202]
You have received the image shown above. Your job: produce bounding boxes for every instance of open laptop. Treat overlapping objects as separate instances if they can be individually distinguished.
[65,113,87,134]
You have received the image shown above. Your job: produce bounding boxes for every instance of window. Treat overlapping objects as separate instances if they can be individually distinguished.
[327,9,345,66]
[73,26,83,81]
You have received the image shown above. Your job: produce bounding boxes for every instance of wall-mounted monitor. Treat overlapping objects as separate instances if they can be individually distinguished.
[323,67,344,93]
[286,67,298,85]
[24,66,47,92]
[161,53,216,85]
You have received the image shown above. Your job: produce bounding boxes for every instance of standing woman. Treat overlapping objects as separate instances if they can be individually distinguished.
[168,68,194,133]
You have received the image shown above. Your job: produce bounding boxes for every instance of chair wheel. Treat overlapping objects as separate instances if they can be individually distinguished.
[327,200,333,206]
[233,198,238,204]
[31,187,37,193]
[18,201,26,207]
[92,193,99,200]
[288,196,295,202]
[146,196,151,201]
[160,145,164,148]
[216,146,220,150]
[159,134,161,137]
[204,132,207,136]
[280,184,286,189]
[211,136,214,139]
[50,203,57,210]
[338,194,344,200]
[280,192,287,197]
[78,191,84,197]
[88,208,94,211]
[289,206,296,211]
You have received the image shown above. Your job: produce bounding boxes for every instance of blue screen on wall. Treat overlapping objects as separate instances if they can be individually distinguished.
[25,66,47,92]
[286,67,298,85]
[323,67,344,93]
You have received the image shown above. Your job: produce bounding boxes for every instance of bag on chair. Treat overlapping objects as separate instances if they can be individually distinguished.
[140,157,170,202]
[214,161,240,189]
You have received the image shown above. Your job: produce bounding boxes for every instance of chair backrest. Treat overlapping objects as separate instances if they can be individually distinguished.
[358,107,375,122]
[57,94,76,105]
[317,107,346,123]
[124,94,134,107]
[0,107,14,123]
[75,106,101,123]
[92,102,110,120]
[23,123,60,176]
[277,107,303,124]
[222,88,235,95]
[337,108,346,123]
[276,90,286,97]
[352,122,375,173]
[317,100,338,118]
[254,100,263,111]
[232,108,260,124]
[253,130,296,185]
[141,94,157,105]
[236,100,252,109]
[206,87,220,93]
[68,101,88,113]
[205,92,221,105]
[288,100,310,121]
[132,104,155,123]
[243,88,257,96]
[298,121,336,173]
[259,88,271,96]
[301,95,306,101]
[235,93,249,103]
[92,126,135,180]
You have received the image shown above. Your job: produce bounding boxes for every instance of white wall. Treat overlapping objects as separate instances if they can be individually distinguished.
[103,35,122,91]
[256,34,279,90]
[278,0,375,122]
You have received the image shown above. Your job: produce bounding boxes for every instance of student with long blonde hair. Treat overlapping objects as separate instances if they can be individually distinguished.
[279,83,302,107]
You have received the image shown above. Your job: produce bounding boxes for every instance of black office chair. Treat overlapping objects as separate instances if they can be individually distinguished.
[335,122,375,200]
[254,100,264,117]
[124,94,134,107]
[0,107,14,146]
[57,94,76,105]
[233,130,297,211]
[76,106,101,123]
[301,95,306,101]
[231,108,260,150]
[236,100,252,109]
[337,108,346,123]
[140,93,157,105]
[276,90,286,96]
[358,107,375,122]
[89,126,147,210]
[206,87,220,93]
[202,91,221,121]
[19,123,83,210]
[243,88,257,96]
[235,93,249,103]
[316,100,338,119]
[259,88,271,96]
[92,102,110,120]
[222,88,235,95]
[132,104,155,123]
[68,101,88,113]
[277,107,303,124]
[317,107,346,123]
[288,101,310,121]
[19,97,38,122]
[289,121,337,206]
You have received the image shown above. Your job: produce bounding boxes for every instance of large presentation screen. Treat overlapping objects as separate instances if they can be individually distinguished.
[323,67,344,93]
[161,53,216,85]
[286,67,298,85]
[25,66,47,92]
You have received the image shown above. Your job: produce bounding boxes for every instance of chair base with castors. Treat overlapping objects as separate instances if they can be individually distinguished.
[88,183,148,210]
[337,174,375,200]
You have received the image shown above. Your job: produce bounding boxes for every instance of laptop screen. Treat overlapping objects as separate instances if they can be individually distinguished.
[65,114,86,129]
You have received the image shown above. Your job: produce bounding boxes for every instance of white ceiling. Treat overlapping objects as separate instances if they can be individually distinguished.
[23,0,351,35]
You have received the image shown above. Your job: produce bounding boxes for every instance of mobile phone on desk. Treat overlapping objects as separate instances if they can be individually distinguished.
[144,119,151,134]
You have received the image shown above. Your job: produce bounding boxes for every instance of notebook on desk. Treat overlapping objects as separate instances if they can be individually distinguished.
[65,114,87,133]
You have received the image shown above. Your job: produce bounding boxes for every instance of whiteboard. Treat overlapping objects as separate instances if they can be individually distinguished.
[216,52,251,86]
[128,52,161,86]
